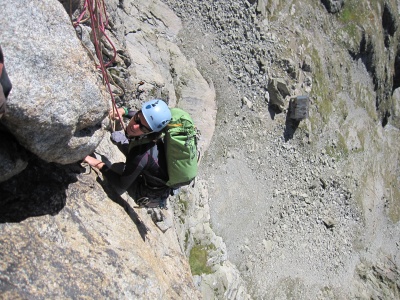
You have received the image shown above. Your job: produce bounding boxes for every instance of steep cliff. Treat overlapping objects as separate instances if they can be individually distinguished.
[1,0,400,299]
[163,0,400,298]
[0,0,215,298]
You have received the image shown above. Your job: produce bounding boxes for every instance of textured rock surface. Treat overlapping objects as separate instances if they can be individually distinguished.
[171,180,251,299]
[0,130,28,183]
[163,0,400,298]
[1,0,400,299]
[108,0,217,154]
[0,158,200,299]
[321,0,344,13]
[0,0,224,298]
[0,0,109,164]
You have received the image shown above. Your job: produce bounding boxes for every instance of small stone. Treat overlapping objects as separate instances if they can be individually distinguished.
[323,217,336,228]
[320,178,327,189]
[242,96,253,109]
[262,239,274,253]
[309,180,319,189]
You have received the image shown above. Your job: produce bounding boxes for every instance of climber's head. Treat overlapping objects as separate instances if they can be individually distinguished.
[141,99,172,132]
[126,99,171,137]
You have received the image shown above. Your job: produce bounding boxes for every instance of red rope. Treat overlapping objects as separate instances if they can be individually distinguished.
[74,0,125,132]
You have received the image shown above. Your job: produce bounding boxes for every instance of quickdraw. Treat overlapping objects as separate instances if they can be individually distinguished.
[73,0,126,133]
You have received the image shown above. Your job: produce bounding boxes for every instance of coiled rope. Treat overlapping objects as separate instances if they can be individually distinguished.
[73,0,126,132]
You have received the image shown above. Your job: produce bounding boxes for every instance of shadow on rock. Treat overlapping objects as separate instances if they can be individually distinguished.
[284,111,300,142]
[95,176,149,241]
[268,104,283,120]
[0,156,81,223]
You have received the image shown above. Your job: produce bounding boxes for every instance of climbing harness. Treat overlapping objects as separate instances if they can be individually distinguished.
[73,0,126,133]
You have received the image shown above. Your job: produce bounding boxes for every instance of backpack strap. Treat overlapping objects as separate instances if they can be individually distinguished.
[128,132,164,152]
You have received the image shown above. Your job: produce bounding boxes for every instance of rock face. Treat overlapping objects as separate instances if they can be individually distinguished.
[2,0,400,299]
[0,157,200,299]
[267,78,291,112]
[346,2,400,128]
[0,0,226,298]
[107,0,217,154]
[162,0,400,299]
[0,0,109,165]
[320,0,344,13]
[0,130,28,183]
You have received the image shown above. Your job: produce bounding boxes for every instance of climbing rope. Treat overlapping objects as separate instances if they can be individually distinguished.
[73,0,126,133]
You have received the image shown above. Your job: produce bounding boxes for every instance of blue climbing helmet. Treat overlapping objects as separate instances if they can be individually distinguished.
[141,99,172,132]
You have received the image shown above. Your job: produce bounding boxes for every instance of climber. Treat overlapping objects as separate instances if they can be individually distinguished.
[0,45,12,119]
[83,99,172,208]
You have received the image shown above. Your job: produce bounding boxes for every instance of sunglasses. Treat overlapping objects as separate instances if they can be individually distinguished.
[134,111,153,134]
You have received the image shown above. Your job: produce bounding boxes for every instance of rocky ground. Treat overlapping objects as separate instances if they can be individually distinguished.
[1,0,399,298]
[162,0,400,298]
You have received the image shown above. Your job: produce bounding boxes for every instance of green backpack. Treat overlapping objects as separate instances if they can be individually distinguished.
[163,108,198,188]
